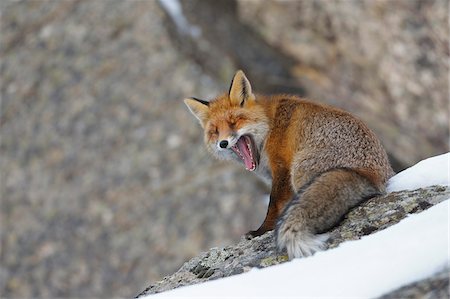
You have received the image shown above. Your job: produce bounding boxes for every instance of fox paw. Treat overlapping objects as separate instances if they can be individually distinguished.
[245,228,269,239]
[244,230,258,239]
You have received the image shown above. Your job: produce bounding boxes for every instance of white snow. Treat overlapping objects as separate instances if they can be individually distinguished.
[387,152,449,192]
[142,153,450,298]
[157,0,201,38]
[144,199,449,298]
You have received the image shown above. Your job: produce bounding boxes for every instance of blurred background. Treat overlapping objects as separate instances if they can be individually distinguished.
[1,0,448,297]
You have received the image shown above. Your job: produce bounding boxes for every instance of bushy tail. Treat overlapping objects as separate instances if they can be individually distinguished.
[275,168,381,259]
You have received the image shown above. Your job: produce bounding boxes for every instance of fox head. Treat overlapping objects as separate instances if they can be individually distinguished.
[184,70,269,171]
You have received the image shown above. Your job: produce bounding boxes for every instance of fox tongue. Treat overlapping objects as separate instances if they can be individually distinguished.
[237,136,254,170]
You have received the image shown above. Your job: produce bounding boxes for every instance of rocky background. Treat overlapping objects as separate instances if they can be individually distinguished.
[1,0,448,298]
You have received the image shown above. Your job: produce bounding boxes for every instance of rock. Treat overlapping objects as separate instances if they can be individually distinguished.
[239,0,449,168]
[378,269,449,299]
[136,185,450,297]
[0,1,263,297]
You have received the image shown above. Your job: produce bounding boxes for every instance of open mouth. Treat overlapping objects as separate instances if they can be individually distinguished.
[230,135,258,171]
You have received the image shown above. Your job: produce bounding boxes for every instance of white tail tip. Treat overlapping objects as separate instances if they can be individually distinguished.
[277,230,329,259]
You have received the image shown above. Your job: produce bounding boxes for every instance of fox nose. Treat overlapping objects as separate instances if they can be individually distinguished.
[219,140,229,149]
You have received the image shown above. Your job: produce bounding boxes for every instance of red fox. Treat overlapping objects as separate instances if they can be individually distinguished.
[184,70,394,259]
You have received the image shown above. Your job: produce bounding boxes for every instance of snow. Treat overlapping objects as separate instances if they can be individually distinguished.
[143,153,450,298]
[387,152,449,192]
[157,0,201,38]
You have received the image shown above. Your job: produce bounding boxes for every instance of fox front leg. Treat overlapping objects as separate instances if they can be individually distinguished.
[246,168,293,238]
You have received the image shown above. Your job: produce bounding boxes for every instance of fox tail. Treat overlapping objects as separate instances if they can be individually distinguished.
[275,168,381,259]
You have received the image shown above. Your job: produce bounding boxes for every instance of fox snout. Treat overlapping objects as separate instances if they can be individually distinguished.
[216,128,238,150]
[216,135,237,150]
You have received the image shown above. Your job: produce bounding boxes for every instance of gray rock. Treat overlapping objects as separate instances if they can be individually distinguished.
[378,269,449,299]
[136,185,450,297]
[0,1,264,297]
[237,0,449,167]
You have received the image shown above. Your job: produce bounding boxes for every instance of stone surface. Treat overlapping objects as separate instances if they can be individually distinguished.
[0,1,266,297]
[237,0,449,166]
[379,269,449,299]
[136,186,450,297]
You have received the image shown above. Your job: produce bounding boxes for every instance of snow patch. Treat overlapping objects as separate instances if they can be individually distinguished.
[157,0,201,38]
[387,152,450,192]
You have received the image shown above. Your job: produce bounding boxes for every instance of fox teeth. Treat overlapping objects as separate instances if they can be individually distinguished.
[246,140,252,158]
[232,145,245,160]
[230,137,256,171]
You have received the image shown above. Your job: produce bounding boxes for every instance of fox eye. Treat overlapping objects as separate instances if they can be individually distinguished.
[208,126,218,136]
[232,115,246,126]
[229,115,244,128]
[235,114,247,121]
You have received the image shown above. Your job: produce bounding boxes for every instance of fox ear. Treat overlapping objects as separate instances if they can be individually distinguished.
[228,70,255,107]
[184,97,209,126]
